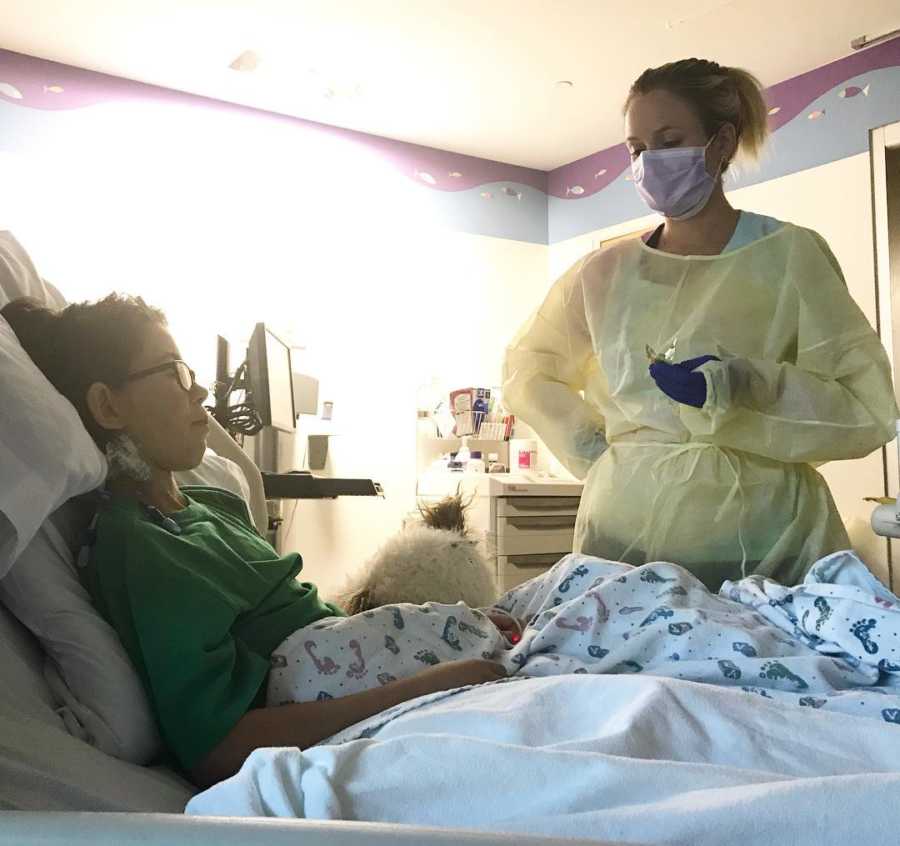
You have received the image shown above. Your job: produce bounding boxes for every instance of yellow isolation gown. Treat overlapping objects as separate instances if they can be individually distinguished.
[502,223,898,589]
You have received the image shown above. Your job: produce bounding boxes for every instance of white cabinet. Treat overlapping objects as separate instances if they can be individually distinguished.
[417,472,583,595]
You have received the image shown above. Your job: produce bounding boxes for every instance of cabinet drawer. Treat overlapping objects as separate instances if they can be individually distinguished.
[497,553,562,591]
[497,496,580,518]
[498,515,577,533]
[494,514,576,555]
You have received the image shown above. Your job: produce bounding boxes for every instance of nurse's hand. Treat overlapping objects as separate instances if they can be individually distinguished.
[649,355,720,409]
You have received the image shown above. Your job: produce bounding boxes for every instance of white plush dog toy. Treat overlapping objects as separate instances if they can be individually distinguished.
[336,493,498,614]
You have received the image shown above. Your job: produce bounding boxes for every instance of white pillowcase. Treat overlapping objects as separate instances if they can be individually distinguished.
[0,502,162,763]
[0,450,258,764]
[0,231,103,575]
[175,448,253,505]
[0,316,107,576]
[0,602,193,811]
[0,231,67,310]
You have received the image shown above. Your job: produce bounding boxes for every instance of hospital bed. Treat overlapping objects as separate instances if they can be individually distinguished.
[3,232,900,845]
[0,421,605,845]
[0,232,610,845]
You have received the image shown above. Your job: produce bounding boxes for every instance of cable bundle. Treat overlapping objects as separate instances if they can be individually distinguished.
[207,360,263,437]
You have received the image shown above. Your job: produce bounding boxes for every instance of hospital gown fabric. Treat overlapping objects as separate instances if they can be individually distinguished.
[267,605,508,706]
[268,551,900,725]
[502,223,898,589]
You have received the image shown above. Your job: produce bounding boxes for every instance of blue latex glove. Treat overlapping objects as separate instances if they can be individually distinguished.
[649,355,720,408]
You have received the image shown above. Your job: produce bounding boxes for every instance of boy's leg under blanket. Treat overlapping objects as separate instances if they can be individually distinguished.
[267,602,508,705]
[496,554,897,718]
[494,553,632,626]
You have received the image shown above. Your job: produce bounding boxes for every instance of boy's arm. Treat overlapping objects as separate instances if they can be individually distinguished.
[191,659,506,788]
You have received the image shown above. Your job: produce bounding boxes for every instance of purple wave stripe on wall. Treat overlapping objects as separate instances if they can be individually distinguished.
[2,34,899,241]
[359,137,546,194]
[0,48,546,196]
[763,37,898,135]
[0,49,138,110]
[547,35,900,200]
[546,145,632,202]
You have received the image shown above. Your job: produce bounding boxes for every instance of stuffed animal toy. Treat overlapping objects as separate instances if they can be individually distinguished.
[336,493,498,614]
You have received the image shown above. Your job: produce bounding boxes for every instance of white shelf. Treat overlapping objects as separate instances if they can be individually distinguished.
[421,436,509,445]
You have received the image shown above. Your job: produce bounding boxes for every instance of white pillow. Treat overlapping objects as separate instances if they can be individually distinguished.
[0,602,193,812]
[0,450,258,764]
[0,316,107,576]
[0,231,104,574]
[0,231,66,310]
[0,600,193,811]
[174,448,252,505]
[0,503,162,763]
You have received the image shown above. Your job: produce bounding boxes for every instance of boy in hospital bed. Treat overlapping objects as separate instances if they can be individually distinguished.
[4,293,899,790]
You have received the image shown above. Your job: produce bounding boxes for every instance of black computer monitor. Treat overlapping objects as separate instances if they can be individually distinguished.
[247,323,296,433]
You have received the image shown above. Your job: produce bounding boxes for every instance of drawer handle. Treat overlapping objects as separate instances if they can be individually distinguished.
[506,553,562,567]
[505,497,580,511]
[507,517,576,530]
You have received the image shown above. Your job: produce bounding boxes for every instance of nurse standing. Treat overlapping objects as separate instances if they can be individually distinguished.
[502,58,898,590]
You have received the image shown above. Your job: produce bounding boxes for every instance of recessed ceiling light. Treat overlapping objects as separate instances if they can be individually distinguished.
[229,50,261,72]
[555,80,574,89]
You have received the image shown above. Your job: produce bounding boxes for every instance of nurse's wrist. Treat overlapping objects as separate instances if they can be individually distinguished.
[678,360,731,432]
[698,359,730,414]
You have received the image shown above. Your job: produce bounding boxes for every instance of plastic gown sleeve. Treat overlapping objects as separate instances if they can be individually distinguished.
[682,231,898,463]
[502,256,608,479]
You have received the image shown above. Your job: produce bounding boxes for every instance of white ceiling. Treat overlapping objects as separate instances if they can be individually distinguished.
[0,0,897,170]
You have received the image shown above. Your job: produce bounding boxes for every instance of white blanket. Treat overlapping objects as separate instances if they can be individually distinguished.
[188,553,900,843]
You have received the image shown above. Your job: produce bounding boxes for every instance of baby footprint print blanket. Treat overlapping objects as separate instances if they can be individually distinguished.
[194,550,900,844]
[268,550,900,728]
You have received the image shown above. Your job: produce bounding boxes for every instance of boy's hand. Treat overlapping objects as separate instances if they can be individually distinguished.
[486,609,525,643]
[414,658,507,695]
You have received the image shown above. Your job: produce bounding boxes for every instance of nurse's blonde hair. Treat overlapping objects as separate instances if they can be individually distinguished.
[624,58,769,168]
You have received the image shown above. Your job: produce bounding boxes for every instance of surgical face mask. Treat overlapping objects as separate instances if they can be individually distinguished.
[631,134,722,221]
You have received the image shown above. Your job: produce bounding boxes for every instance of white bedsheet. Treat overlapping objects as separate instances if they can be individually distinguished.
[188,553,900,843]
[188,673,900,844]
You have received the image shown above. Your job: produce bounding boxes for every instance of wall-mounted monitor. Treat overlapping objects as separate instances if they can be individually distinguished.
[247,323,296,433]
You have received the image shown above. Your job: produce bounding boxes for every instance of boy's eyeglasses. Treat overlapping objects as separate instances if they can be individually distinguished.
[124,360,196,393]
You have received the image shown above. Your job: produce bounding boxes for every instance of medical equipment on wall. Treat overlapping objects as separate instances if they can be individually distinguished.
[209,329,381,518]
[211,327,317,468]
[210,325,296,437]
